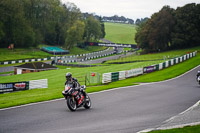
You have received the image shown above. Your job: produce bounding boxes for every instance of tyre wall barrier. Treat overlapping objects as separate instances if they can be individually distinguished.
[102,51,197,84]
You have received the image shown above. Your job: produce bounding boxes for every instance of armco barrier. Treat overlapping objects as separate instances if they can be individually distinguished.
[102,51,197,84]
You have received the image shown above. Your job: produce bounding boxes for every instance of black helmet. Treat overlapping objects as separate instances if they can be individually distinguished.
[66,72,72,81]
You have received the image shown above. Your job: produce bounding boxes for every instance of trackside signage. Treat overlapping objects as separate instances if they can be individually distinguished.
[98,43,132,48]
[0,79,48,94]
[0,82,29,93]
[0,83,13,93]
[143,66,157,73]
[85,42,137,48]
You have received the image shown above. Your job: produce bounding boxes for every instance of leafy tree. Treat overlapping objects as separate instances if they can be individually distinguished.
[135,18,148,25]
[136,6,175,52]
[0,22,5,40]
[84,15,102,42]
[64,2,82,27]
[148,6,175,51]
[65,20,85,49]
[100,22,106,38]
[0,0,35,47]
[0,0,105,49]
[135,19,141,25]
[135,21,149,51]
[171,3,200,48]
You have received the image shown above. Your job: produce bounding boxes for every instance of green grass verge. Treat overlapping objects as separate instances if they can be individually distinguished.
[0,50,199,109]
[104,22,137,44]
[0,46,107,62]
[0,48,51,62]
[87,55,200,93]
[148,125,200,133]
[0,71,14,75]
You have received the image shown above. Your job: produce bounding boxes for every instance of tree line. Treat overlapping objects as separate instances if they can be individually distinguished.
[0,0,105,49]
[102,15,134,24]
[135,3,200,52]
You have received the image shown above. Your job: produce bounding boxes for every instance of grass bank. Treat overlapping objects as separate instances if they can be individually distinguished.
[104,22,137,44]
[87,54,200,93]
[0,46,106,62]
[0,48,51,62]
[148,124,200,133]
[105,47,200,64]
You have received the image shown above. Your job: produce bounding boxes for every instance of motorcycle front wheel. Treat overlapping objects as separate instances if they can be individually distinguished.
[67,97,77,111]
[84,94,91,109]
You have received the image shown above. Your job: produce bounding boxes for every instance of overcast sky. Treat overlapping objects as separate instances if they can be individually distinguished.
[61,0,200,20]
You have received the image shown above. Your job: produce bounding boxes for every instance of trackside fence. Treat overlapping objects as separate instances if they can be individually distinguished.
[102,51,197,84]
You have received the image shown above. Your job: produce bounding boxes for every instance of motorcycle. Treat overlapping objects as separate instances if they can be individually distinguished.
[197,76,200,85]
[197,71,200,85]
[62,84,91,111]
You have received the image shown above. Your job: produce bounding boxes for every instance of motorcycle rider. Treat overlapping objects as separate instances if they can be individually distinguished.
[65,72,83,105]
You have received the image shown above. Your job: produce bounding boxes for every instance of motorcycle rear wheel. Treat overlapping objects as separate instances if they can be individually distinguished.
[67,97,77,111]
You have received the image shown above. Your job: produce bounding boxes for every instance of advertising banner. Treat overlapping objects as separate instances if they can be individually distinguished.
[143,66,157,73]
[0,82,29,94]
[85,42,137,49]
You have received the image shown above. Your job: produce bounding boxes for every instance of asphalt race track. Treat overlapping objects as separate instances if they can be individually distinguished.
[1,66,200,133]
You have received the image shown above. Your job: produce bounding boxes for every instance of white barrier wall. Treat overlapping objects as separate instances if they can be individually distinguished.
[29,79,48,89]
[125,68,143,78]
[102,68,143,84]
[119,71,126,80]
[102,51,197,84]
[171,59,174,66]
[102,73,112,84]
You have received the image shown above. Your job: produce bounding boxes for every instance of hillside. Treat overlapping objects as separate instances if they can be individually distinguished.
[104,22,137,44]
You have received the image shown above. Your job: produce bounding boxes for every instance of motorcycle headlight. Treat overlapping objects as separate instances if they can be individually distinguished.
[64,86,70,91]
